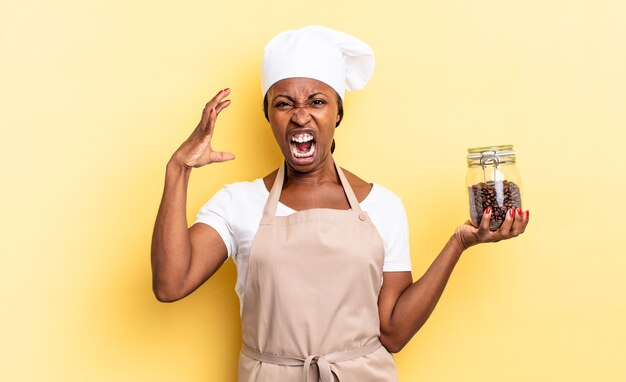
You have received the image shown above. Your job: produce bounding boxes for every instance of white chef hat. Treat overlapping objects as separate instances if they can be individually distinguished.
[261,25,375,100]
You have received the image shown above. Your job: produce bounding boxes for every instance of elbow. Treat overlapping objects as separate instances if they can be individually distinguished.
[153,290,178,303]
[380,333,406,354]
[151,264,190,302]
[152,281,184,303]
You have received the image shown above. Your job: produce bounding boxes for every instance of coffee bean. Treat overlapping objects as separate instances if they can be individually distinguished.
[468,180,522,231]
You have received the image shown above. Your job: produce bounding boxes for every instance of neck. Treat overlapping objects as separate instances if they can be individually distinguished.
[284,157,338,187]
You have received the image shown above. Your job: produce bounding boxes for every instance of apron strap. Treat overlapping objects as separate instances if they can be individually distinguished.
[333,161,361,212]
[241,340,382,382]
[262,162,286,219]
[262,161,363,219]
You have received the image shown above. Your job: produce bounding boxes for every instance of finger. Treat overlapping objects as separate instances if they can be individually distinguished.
[198,103,212,130]
[199,88,230,128]
[509,208,525,235]
[478,207,492,234]
[208,88,231,110]
[215,99,232,115]
[519,210,530,233]
[200,108,216,141]
[498,208,515,236]
[203,100,232,140]
[208,151,236,163]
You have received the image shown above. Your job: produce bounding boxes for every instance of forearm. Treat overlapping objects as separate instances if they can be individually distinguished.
[150,161,194,300]
[385,235,464,351]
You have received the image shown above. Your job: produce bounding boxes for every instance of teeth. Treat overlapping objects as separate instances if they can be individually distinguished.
[290,142,316,158]
[291,134,314,143]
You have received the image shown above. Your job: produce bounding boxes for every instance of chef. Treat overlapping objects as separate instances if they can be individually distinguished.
[151,25,530,382]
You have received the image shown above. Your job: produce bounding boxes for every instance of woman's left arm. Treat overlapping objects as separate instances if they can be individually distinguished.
[378,207,530,353]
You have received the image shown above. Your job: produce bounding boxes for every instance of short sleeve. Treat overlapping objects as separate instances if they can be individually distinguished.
[381,198,412,271]
[193,186,237,257]
[364,185,412,272]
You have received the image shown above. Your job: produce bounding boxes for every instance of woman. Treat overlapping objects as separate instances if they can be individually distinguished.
[151,26,529,382]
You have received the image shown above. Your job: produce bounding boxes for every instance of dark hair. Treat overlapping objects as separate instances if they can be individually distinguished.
[263,93,343,153]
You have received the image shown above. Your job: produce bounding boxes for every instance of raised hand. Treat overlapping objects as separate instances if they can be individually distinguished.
[454,207,530,250]
[170,88,235,169]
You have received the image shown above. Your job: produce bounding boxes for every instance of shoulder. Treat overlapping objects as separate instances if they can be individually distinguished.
[339,168,373,203]
[262,169,278,193]
[340,168,403,206]
[363,183,405,215]
[195,179,267,230]
[203,179,267,209]
[222,179,266,195]
[368,183,403,203]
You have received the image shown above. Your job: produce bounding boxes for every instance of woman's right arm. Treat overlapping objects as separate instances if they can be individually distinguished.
[151,88,234,302]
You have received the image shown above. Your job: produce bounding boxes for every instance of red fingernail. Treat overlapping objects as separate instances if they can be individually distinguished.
[508,209,514,217]
[525,210,529,218]
[485,207,491,214]
[517,208,523,216]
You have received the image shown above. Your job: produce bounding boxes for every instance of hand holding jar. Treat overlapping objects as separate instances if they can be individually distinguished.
[455,145,530,250]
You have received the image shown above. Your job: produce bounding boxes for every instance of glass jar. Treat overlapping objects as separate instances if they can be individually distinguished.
[466,145,522,230]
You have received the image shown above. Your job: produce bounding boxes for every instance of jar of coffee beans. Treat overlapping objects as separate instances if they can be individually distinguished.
[467,145,522,230]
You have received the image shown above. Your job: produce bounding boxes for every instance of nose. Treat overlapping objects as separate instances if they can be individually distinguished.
[290,106,311,126]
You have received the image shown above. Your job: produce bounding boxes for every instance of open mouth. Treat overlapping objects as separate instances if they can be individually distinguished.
[290,133,316,159]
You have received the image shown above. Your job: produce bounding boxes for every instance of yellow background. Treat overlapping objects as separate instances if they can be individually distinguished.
[2,0,625,380]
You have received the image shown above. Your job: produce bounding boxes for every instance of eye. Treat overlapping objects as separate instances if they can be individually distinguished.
[311,99,326,107]
[274,101,292,109]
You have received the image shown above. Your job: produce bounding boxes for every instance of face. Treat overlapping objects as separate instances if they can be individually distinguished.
[266,77,341,172]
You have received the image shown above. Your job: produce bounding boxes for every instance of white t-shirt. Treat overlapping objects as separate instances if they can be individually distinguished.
[194,179,412,314]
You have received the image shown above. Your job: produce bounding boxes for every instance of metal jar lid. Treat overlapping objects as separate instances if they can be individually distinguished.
[467,145,516,167]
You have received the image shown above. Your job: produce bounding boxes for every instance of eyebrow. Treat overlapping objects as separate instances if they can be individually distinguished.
[271,92,327,103]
